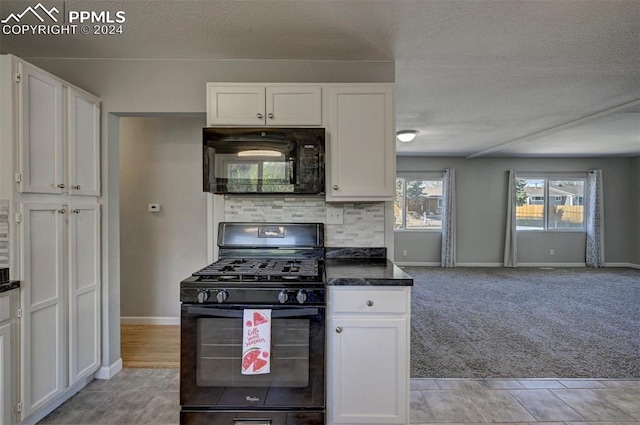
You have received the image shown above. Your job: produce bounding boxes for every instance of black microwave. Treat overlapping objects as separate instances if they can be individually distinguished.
[203,127,325,195]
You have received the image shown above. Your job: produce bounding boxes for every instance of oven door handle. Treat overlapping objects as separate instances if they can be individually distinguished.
[187,306,320,318]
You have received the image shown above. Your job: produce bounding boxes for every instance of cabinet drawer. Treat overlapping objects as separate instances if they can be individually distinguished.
[331,289,408,314]
[0,295,10,322]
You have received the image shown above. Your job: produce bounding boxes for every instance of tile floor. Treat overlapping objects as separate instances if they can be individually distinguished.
[38,369,640,424]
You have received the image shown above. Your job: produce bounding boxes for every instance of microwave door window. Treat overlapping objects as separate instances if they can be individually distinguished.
[222,159,294,193]
[227,162,259,192]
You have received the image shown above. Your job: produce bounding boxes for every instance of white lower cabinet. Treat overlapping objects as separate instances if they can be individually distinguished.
[327,287,410,424]
[1,289,18,425]
[19,201,100,420]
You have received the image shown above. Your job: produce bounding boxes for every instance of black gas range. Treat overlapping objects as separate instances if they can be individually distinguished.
[180,223,326,425]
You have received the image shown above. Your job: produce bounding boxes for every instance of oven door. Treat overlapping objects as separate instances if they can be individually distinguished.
[180,304,325,410]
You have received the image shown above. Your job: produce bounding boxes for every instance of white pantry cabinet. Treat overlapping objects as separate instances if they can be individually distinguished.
[327,287,410,424]
[1,288,18,425]
[16,60,100,196]
[1,54,102,424]
[19,201,101,418]
[325,85,395,202]
[206,84,322,126]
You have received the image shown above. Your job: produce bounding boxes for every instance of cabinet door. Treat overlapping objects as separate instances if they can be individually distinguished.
[328,317,408,424]
[0,317,11,425]
[68,88,100,196]
[68,203,101,385]
[20,203,66,418]
[18,63,64,195]
[266,86,322,125]
[326,86,395,202]
[206,85,266,126]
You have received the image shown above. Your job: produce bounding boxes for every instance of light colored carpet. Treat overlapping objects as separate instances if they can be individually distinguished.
[406,267,640,378]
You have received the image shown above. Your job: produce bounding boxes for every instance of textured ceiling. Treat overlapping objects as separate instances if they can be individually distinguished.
[1,0,639,157]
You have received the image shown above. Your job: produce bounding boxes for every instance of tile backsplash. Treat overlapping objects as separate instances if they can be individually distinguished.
[223,197,386,247]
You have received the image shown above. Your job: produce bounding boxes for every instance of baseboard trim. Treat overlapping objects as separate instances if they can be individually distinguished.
[396,262,506,267]
[455,263,503,267]
[606,262,640,269]
[95,358,123,380]
[121,316,180,325]
[518,263,586,267]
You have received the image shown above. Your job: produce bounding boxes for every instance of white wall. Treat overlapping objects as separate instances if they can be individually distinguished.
[25,56,394,370]
[119,117,207,320]
[395,156,635,266]
[631,156,640,267]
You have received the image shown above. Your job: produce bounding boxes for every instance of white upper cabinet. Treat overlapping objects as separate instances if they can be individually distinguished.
[67,88,101,196]
[206,84,322,126]
[325,85,396,202]
[18,62,64,195]
[16,61,100,197]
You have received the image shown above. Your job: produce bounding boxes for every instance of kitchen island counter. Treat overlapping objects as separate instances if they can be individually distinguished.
[324,248,413,286]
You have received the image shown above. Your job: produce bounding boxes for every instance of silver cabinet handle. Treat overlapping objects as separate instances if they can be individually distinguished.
[267,112,274,119]
[57,183,65,189]
[333,185,339,190]
[72,185,81,190]
[335,327,343,333]
[366,300,374,307]
[57,209,66,214]
[256,113,263,119]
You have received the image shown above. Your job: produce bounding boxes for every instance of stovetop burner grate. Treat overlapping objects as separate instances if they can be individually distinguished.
[192,258,320,282]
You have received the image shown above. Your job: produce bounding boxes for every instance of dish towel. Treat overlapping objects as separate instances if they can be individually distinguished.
[241,309,271,375]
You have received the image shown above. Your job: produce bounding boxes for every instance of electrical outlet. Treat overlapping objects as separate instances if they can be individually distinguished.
[402,250,408,256]
[326,206,344,225]
[549,249,555,256]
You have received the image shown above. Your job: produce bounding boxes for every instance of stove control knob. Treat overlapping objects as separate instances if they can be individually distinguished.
[296,290,307,304]
[197,289,210,304]
[278,290,289,304]
[216,290,229,304]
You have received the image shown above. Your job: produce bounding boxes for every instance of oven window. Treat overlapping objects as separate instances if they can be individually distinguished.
[197,318,309,387]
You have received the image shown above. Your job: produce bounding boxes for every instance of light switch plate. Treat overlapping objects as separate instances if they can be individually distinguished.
[148,203,160,212]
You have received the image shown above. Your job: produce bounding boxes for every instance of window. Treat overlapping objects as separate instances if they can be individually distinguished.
[516,177,585,230]
[395,178,443,230]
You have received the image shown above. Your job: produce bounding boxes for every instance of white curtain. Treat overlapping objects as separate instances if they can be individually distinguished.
[586,169,605,267]
[503,169,517,267]
[441,169,456,267]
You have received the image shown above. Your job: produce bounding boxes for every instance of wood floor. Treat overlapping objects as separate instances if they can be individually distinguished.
[120,324,180,368]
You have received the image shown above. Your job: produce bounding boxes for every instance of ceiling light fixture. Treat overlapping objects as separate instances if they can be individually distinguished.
[396,130,419,143]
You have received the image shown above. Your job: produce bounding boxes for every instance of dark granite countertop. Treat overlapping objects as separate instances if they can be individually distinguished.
[324,250,414,286]
[0,281,20,294]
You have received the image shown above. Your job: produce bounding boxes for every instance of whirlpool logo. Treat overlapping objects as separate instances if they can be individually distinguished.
[245,396,260,403]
